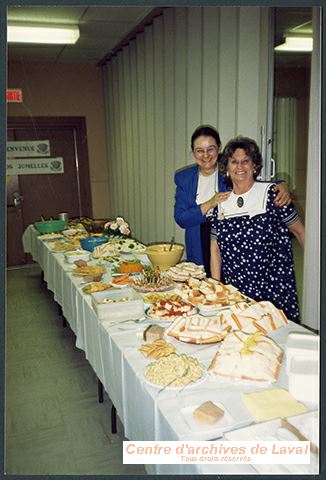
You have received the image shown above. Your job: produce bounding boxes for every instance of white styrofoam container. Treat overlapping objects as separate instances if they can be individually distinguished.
[288,355,319,405]
[91,287,144,321]
[64,249,91,263]
[286,332,319,374]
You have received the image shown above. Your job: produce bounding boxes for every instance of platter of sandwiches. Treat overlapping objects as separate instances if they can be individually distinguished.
[219,301,288,335]
[174,278,248,313]
[165,314,231,344]
[166,262,206,282]
[208,331,283,383]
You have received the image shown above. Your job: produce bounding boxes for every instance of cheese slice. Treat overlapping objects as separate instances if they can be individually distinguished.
[193,401,225,424]
[242,388,308,422]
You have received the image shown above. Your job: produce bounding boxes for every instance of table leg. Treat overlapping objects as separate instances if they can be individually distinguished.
[111,405,117,434]
[56,304,67,327]
[98,379,104,403]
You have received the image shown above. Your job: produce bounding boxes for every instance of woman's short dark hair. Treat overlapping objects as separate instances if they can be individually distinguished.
[191,125,221,150]
[218,136,263,186]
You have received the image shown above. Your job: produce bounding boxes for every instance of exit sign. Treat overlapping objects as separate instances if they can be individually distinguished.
[7,89,23,103]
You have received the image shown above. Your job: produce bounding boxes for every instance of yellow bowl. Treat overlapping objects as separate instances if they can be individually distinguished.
[146,243,184,271]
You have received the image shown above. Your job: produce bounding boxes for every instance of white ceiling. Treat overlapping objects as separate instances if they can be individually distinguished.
[7,6,157,65]
[7,6,312,67]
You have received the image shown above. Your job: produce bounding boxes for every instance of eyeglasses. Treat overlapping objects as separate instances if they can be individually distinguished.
[193,146,218,156]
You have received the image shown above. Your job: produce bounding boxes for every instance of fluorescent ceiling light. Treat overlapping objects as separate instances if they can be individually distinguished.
[274,35,313,52]
[7,24,80,44]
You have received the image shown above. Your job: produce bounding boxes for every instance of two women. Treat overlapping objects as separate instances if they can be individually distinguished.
[174,125,291,276]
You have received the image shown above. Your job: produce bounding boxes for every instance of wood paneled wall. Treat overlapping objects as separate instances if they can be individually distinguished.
[103,6,270,245]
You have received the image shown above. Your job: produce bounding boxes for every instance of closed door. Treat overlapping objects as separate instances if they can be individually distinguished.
[7,117,92,266]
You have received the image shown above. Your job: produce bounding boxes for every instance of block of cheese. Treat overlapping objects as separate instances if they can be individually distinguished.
[193,401,225,424]
[143,324,165,342]
[242,388,308,422]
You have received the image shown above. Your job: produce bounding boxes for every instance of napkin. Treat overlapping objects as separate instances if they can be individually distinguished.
[242,388,308,422]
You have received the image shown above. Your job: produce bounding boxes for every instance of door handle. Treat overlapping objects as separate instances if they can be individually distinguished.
[270,158,276,178]
[12,191,24,207]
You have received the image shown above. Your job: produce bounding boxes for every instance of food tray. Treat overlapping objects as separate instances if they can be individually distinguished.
[91,287,144,321]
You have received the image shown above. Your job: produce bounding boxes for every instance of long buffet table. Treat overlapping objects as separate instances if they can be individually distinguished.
[22,225,319,475]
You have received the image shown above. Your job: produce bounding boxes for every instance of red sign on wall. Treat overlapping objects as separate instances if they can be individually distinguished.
[7,89,23,103]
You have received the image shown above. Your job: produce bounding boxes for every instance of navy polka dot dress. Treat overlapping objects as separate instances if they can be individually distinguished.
[210,185,300,322]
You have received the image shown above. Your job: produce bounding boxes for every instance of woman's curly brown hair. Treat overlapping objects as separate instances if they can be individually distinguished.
[218,136,263,187]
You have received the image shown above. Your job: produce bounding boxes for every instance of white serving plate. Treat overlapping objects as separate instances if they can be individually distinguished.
[180,401,234,434]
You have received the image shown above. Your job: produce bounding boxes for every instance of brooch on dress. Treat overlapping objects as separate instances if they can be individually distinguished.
[237,196,244,208]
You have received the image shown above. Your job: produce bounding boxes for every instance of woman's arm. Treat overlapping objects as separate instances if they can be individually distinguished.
[288,218,305,247]
[200,191,231,216]
[273,182,291,207]
[174,174,206,229]
[210,239,222,280]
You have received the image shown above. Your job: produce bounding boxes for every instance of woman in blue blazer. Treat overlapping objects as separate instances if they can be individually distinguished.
[174,125,290,276]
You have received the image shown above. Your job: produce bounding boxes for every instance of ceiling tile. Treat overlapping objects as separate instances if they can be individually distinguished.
[79,21,136,37]
[71,36,120,51]
[56,47,109,64]
[82,6,154,23]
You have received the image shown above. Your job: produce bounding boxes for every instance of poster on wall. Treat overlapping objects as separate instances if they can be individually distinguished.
[6,157,64,175]
[6,140,51,158]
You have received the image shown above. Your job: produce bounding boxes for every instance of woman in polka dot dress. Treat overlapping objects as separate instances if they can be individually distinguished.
[210,136,305,322]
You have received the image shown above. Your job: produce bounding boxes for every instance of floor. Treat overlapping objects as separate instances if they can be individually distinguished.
[5,264,147,475]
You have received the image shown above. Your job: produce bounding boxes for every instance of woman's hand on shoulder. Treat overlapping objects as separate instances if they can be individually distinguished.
[200,191,230,216]
[273,182,291,207]
[211,191,231,208]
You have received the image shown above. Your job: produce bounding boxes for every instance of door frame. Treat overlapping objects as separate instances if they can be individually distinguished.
[7,116,93,218]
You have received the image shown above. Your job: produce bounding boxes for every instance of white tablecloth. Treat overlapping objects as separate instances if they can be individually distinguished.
[22,225,319,475]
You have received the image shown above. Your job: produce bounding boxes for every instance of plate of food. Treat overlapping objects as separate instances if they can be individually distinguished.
[132,268,174,293]
[117,239,147,254]
[139,338,176,360]
[166,262,206,282]
[165,314,231,344]
[145,298,197,323]
[72,265,106,276]
[50,242,77,253]
[180,400,235,436]
[142,293,183,305]
[110,273,134,288]
[82,282,113,294]
[38,233,64,241]
[144,353,207,389]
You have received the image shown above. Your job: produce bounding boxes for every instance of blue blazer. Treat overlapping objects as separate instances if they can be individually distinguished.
[174,164,228,265]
